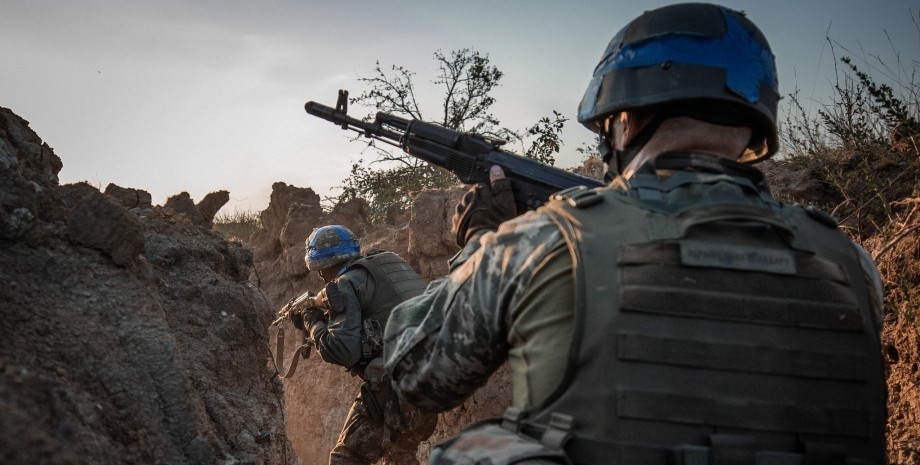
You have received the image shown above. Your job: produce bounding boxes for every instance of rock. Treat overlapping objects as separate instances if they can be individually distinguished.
[196,190,229,226]
[0,108,59,240]
[328,197,370,236]
[163,191,205,226]
[0,107,62,189]
[0,106,295,465]
[103,183,152,210]
[66,188,146,267]
[260,182,321,238]
[279,203,321,248]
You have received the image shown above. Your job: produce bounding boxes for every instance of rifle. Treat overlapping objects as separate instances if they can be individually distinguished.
[304,90,604,213]
[272,290,319,327]
[272,291,320,379]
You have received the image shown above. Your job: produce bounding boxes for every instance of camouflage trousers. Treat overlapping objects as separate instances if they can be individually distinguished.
[329,385,438,465]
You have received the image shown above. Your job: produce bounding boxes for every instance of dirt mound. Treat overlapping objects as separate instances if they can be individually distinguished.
[867,203,920,463]
[0,107,294,465]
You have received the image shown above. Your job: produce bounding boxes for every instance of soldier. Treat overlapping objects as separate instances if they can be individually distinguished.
[383,3,886,465]
[287,225,437,465]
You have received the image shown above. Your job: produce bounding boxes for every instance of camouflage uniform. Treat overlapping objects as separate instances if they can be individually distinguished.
[307,250,437,465]
[383,209,571,412]
[383,164,886,464]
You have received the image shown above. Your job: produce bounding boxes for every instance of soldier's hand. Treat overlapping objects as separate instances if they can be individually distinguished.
[452,165,517,247]
[303,308,326,327]
[290,310,306,331]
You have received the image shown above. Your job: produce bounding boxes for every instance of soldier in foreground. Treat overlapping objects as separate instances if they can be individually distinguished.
[283,225,436,465]
[383,3,886,464]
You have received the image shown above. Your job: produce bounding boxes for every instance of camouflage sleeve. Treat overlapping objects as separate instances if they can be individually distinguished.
[309,269,371,369]
[383,212,564,411]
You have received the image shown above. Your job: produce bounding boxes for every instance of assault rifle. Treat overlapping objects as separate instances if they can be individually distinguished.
[304,90,604,213]
[272,291,319,327]
[272,291,320,379]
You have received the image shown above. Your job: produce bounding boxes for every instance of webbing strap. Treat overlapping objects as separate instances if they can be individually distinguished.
[621,286,864,331]
[617,333,867,381]
[617,390,870,437]
[566,436,848,465]
[563,438,665,465]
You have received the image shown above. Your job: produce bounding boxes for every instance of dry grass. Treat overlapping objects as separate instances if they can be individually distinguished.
[213,209,262,243]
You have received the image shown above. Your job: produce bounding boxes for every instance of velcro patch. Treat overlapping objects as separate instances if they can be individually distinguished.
[325,281,346,314]
[680,240,796,274]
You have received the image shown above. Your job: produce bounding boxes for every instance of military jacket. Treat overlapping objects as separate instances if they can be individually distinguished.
[311,250,427,372]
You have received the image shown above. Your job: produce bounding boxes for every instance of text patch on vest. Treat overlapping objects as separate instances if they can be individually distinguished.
[679,240,796,274]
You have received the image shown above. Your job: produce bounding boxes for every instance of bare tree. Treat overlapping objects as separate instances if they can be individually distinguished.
[332,49,568,223]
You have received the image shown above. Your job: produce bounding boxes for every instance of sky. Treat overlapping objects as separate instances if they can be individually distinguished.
[1,0,918,215]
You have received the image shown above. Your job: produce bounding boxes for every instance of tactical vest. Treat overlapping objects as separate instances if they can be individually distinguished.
[521,173,886,465]
[345,250,428,340]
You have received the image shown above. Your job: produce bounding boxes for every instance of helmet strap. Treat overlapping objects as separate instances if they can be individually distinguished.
[603,114,668,181]
[598,132,616,183]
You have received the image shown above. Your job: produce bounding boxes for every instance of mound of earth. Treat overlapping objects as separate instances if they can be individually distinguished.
[0,107,294,465]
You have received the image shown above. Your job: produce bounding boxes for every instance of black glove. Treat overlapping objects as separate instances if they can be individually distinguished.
[452,165,517,247]
[290,311,306,331]
[290,308,325,331]
[303,308,326,327]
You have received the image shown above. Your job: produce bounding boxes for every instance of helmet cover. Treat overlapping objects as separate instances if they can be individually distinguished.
[577,3,779,162]
[305,225,361,272]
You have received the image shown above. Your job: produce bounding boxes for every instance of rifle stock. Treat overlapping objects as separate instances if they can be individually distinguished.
[304,90,603,212]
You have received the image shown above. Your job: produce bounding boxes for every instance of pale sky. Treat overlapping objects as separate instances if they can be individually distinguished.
[1,0,917,215]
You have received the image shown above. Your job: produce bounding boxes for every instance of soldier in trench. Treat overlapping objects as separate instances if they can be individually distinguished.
[286,225,437,465]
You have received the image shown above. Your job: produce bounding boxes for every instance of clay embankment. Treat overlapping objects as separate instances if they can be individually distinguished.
[0,107,294,465]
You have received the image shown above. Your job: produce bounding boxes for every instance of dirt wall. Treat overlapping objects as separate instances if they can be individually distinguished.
[0,107,294,465]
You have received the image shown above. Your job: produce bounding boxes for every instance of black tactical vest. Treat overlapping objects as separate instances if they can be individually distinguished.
[524,173,886,465]
[345,250,428,335]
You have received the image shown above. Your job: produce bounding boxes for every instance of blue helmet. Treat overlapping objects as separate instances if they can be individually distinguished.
[305,225,361,272]
[578,3,779,164]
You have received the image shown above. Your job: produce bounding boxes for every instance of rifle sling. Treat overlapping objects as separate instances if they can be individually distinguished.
[275,326,285,370]
[280,344,312,379]
[274,327,312,379]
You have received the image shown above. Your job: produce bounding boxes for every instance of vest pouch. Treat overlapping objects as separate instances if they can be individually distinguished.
[360,358,388,422]
[430,420,572,465]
